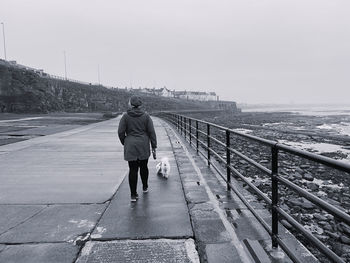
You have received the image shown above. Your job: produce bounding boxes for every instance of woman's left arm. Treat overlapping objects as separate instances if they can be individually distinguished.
[147,115,157,150]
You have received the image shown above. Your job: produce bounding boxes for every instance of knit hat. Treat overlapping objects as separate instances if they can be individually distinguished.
[130,95,142,107]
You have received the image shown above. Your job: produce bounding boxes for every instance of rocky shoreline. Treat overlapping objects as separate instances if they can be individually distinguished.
[184,111,350,262]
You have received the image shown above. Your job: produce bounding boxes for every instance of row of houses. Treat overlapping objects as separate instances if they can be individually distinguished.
[133,87,218,101]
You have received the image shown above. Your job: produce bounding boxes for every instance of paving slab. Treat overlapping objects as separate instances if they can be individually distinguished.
[5,124,82,136]
[93,155,193,240]
[0,243,79,263]
[77,239,199,263]
[205,243,243,263]
[0,204,106,243]
[192,218,231,243]
[0,205,45,234]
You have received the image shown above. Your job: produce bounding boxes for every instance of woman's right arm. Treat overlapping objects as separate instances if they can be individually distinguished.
[118,114,127,145]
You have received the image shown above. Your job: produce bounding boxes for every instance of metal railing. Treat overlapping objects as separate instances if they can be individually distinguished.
[160,112,350,263]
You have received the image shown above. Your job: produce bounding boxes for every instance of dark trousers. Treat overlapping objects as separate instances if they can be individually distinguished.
[128,159,149,195]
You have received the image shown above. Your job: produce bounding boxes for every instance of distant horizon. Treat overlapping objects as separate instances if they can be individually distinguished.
[238,102,350,107]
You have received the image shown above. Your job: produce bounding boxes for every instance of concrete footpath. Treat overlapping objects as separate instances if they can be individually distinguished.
[0,116,198,263]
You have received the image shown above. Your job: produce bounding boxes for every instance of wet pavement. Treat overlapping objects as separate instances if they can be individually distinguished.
[0,116,198,263]
[0,115,316,262]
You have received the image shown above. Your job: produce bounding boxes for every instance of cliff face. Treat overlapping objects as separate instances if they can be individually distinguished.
[0,64,208,113]
[0,64,128,113]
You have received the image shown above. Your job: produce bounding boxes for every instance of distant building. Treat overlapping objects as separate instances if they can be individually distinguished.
[139,87,173,97]
[132,85,218,102]
[174,90,217,101]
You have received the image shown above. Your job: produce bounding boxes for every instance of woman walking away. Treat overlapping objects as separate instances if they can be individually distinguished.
[118,95,157,202]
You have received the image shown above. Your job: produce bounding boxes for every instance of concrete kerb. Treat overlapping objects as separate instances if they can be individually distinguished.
[161,119,251,263]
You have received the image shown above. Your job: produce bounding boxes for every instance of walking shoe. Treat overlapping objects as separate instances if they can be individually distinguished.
[143,187,148,193]
[131,193,138,202]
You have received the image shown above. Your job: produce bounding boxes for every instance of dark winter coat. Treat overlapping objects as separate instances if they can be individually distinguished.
[118,107,157,161]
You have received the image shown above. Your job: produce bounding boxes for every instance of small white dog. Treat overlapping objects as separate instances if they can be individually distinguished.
[156,157,171,179]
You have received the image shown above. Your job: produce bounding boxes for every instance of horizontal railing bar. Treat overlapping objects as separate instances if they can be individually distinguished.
[228,164,272,205]
[197,139,207,148]
[197,129,207,137]
[167,119,177,126]
[277,207,345,263]
[228,147,272,175]
[197,148,208,161]
[228,129,277,147]
[208,147,226,164]
[278,176,350,225]
[208,135,226,148]
[176,113,277,146]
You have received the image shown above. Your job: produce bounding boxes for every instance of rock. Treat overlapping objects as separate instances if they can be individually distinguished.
[314,234,328,241]
[288,198,302,207]
[326,214,334,220]
[300,198,315,210]
[313,213,327,221]
[325,230,340,239]
[339,223,350,236]
[303,173,314,181]
[293,172,303,180]
[279,169,288,175]
[341,235,350,244]
[321,222,333,231]
[296,167,304,174]
[306,182,319,191]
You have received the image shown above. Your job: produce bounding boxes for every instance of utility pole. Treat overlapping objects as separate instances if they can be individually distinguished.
[1,22,7,60]
[63,50,67,80]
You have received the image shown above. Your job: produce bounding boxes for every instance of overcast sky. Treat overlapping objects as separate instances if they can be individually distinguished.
[1,0,349,104]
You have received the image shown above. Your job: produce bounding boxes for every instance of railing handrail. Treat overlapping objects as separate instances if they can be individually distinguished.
[175,113,350,172]
[160,112,350,263]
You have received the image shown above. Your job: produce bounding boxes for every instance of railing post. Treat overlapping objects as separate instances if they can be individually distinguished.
[226,129,231,191]
[184,117,187,140]
[189,119,192,146]
[175,115,177,130]
[196,120,199,153]
[207,123,210,166]
[271,146,279,248]
[180,116,183,135]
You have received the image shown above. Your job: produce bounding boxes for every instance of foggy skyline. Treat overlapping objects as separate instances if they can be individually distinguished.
[1,0,349,104]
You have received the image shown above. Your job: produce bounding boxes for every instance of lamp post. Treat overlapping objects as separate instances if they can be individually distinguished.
[98,64,101,85]
[63,50,67,80]
[1,22,7,60]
